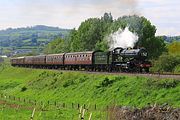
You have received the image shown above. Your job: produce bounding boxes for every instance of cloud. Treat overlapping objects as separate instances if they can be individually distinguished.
[0,0,140,29]
[0,0,179,35]
[138,0,180,35]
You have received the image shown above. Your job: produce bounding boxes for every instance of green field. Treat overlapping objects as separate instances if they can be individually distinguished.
[0,60,179,119]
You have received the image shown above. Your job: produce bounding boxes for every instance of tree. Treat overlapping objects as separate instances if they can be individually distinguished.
[101,12,113,23]
[69,18,105,51]
[68,13,113,52]
[144,36,166,59]
[168,41,180,55]
[44,37,69,54]
[69,29,81,52]
[31,34,38,46]
[151,53,180,72]
[110,15,166,59]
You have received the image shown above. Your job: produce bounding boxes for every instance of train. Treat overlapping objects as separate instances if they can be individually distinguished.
[10,47,152,73]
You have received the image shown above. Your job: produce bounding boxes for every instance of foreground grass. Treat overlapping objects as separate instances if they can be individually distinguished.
[0,61,179,119]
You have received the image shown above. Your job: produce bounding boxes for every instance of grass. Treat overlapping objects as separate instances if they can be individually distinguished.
[0,103,87,120]
[0,60,179,119]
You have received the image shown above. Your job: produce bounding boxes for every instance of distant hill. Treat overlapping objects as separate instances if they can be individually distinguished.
[161,36,180,43]
[0,25,71,47]
[0,25,71,55]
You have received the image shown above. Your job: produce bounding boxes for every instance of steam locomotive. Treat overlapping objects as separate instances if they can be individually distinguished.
[11,47,151,73]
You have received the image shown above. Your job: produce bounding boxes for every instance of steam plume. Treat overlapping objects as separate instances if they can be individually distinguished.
[108,27,138,49]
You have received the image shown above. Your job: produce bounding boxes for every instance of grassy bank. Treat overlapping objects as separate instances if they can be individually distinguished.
[0,62,179,119]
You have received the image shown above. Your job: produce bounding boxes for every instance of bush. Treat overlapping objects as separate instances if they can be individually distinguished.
[151,54,180,72]
[146,78,179,89]
[96,77,115,88]
[63,80,75,88]
[174,65,180,73]
[21,86,27,92]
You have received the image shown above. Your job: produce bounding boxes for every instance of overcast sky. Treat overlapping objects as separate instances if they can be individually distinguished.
[0,0,179,36]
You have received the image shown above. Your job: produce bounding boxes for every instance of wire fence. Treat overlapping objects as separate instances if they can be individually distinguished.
[0,93,107,111]
[0,93,109,120]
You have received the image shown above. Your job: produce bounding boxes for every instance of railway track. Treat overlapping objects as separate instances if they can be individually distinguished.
[91,72,180,79]
[10,66,180,79]
[56,69,180,79]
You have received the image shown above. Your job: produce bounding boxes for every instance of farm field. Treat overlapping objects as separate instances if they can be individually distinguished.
[0,61,179,119]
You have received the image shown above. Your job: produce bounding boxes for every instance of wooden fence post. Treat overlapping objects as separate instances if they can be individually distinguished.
[88,113,92,120]
[106,105,109,120]
[4,94,7,99]
[83,104,86,109]
[82,108,86,119]
[34,100,36,105]
[30,108,36,120]
[72,103,74,109]
[79,106,82,119]
[63,103,65,108]
[78,104,80,109]
[4,94,5,98]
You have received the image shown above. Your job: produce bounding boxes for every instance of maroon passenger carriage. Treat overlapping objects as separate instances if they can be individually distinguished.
[23,55,46,68]
[46,53,65,69]
[10,57,25,67]
[64,51,94,70]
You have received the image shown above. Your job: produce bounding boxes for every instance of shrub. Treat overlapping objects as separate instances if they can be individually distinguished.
[21,86,27,92]
[151,54,180,72]
[146,78,179,89]
[174,65,180,73]
[63,80,75,87]
[97,77,115,88]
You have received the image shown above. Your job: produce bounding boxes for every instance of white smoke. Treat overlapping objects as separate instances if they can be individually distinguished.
[108,27,138,49]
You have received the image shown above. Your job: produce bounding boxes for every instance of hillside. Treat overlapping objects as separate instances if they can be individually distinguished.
[162,35,180,43]
[0,25,71,56]
[0,61,179,119]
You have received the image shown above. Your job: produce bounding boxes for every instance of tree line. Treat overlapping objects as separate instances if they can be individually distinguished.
[43,13,180,73]
[44,13,166,59]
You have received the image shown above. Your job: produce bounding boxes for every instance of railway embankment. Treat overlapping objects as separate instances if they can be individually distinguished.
[0,64,179,119]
